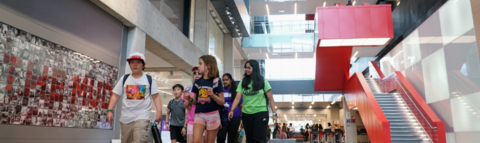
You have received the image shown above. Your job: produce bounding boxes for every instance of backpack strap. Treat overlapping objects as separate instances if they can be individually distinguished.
[122,74,130,87]
[263,88,269,111]
[146,74,152,94]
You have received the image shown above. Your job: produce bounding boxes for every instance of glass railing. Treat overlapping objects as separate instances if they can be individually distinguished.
[242,33,315,51]
[250,20,315,34]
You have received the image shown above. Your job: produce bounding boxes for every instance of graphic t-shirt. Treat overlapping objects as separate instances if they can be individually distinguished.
[184,85,196,125]
[191,78,224,113]
[224,88,243,118]
[167,98,186,126]
[112,74,158,123]
[236,79,271,114]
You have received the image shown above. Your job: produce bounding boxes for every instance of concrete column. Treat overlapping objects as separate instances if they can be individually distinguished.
[125,27,147,74]
[223,34,234,75]
[193,0,209,53]
[113,26,146,139]
[342,98,358,143]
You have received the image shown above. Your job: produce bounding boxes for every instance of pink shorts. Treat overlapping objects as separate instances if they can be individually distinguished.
[194,110,221,131]
[187,124,206,136]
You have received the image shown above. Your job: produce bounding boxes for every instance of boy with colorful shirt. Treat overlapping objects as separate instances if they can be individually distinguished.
[107,52,163,143]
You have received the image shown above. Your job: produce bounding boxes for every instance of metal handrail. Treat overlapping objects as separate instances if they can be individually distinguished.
[391,75,437,131]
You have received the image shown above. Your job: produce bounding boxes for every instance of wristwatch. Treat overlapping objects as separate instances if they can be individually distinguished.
[272,113,278,117]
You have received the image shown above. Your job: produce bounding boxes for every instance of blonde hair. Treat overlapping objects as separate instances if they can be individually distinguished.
[199,55,219,78]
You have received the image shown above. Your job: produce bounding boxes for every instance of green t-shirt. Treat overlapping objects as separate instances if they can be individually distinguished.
[236,79,272,114]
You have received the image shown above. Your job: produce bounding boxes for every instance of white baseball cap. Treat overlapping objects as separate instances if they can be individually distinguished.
[126,52,145,63]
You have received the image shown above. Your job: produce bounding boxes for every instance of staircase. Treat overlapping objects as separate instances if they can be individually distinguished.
[365,78,432,143]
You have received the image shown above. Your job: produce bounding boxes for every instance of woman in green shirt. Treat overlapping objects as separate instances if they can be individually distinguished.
[228,60,277,143]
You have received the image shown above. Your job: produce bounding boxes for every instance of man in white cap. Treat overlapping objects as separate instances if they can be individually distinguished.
[107,52,163,143]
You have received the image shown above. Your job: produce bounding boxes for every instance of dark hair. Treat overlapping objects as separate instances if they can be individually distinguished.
[319,124,323,129]
[199,55,219,78]
[223,73,237,101]
[128,60,145,71]
[242,60,264,91]
[289,123,292,126]
[305,123,310,129]
[172,84,184,91]
[328,123,332,126]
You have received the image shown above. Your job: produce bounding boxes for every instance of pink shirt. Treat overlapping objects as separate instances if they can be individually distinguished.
[185,85,196,125]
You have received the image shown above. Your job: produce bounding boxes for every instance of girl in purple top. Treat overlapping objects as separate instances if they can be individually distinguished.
[216,73,243,143]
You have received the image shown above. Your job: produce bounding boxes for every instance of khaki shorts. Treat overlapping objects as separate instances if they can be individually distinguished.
[121,119,150,143]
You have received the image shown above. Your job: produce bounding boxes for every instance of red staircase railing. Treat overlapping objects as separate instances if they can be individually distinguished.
[344,72,391,143]
[369,61,446,143]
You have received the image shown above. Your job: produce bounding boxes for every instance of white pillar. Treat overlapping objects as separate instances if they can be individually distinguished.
[223,34,234,75]
[343,98,358,143]
[125,27,146,74]
[193,0,209,53]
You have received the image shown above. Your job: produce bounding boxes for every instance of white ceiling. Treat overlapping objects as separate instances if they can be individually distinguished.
[249,0,379,16]
[352,46,384,57]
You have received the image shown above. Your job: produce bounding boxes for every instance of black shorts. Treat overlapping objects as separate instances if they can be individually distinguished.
[170,126,186,142]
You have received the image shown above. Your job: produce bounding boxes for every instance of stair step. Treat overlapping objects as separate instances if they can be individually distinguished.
[384,113,412,115]
[382,109,411,112]
[386,115,416,119]
[379,104,407,107]
[378,101,403,103]
[391,123,420,126]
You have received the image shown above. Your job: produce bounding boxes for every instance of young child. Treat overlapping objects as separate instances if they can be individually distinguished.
[107,52,162,143]
[184,55,225,143]
[166,84,188,143]
[183,66,205,143]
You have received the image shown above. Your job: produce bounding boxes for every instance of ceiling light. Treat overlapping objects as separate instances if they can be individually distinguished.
[295,53,298,59]
[275,106,277,109]
[331,101,336,105]
[292,106,294,109]
[319,38,390,47]
[163,105,167,107]
[353,107,358,110]
[311,101,314,105]
[266,53,269,59]
[266,4,270,16]
[397,2,400,6]
[294,3,297,15]
[292,101,294,104]
[353,0,356,5]
[337,95,343,99]
[309,105,312,109]
[323,1,326,7]
[327,105,330,109]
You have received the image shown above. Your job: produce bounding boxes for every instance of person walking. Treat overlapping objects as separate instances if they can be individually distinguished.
[228,60,277,143]
[273,123,280,139]
[289,123,295,139]
[184,66,205,143]
[184,55,225,143]
[107,52,163,143]
[217,73,243,143]
[166,84,188,143]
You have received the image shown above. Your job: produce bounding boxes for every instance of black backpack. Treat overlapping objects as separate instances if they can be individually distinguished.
[122,74,153,94]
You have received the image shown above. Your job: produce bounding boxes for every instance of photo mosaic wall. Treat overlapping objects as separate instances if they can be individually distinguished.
[0,22,118,129]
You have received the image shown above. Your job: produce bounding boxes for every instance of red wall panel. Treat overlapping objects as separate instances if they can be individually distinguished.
[344,72,391,143]
[314,46,352,91]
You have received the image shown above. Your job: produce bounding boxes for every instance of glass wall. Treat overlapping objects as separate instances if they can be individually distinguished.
[149,0,185,32]
[265,58,315,80]
[378,0,479,142]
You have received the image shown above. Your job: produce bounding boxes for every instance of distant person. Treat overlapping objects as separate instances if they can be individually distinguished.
[184,66,204,143]
[289,123,295,138]
[267,126,272,141]
[107,52,162,143]
[326,123,333,142]
[280,123,288,139]
[303,124,310,141]
[229,60,278,143]
[346,0,353,6]
[217,73,242,143]
[311,124,319,142]
[273,123,281,139]
[166,84,188,143]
